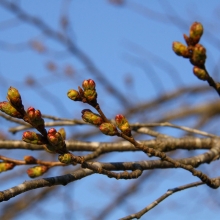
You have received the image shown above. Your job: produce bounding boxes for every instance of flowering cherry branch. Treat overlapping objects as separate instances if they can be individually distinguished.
[172,22,220,96]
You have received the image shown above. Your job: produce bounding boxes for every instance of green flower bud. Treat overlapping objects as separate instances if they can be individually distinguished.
[67,89,82,101]
[190,44,206,67]
[0,101,23,118]
[115,114,131,136]
[58,153,72,164]
[58,128,66,140]
[22,131,46,145]
[24,155,37,164]
[82,79,96,90]
[99,123,118,136]
[0,162,15,173]
[81,109,103,126]
[7,86,23,109]
[172,42,190,58]
[189,22,203,45]
[27,165,48,178]
[84,89,97,102]
[193,66,208,81]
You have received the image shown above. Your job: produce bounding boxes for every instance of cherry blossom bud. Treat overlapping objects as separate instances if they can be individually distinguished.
[26,107,45,127]
[81,109,103,126]
[193,66,208,81]
[58,128,66,140]
[99,123,118,136]
[115,114,131,136]
[24,155,37,164]
[27,165,48,178]
[84,89,97,102]
[7,86,23,109]
[47,128,65,152]
[82,79,96,90]
[58,153,72,164]
[172,42,190,58]
[189,22,203,45]
[0,162,15,173]
[22,131,46,145]
[190,44,206,67]
[0,101,23,118]
[67,89,82,101]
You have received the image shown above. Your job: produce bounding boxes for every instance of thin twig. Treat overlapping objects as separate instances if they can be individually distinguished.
[120,176,220,220]
[130,122,219,138]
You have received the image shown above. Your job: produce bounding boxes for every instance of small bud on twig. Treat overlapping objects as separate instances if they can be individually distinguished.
[81,109,103,126]
[0,101,23,118]
[27,165,48,178]
[172,42,190,58]
[58,153,72,164]
[82,79,96,90]
[190,44,206,67]
[22,131,47,145]
[67,89,82,101]
[189,22,203,45]
[115,114,132,136]
[0,162,15,173]
[99,123,118,136]
[193,66,208,81]
[24,155,37,164]
[7,87,24,110]
[82,79,97,102]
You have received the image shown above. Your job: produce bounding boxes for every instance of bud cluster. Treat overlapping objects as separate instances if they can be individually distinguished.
[26,107,45,127]
[47,128,66,153]
[172,22,208,81]
[0,87,26,118]
[67,79,97,104]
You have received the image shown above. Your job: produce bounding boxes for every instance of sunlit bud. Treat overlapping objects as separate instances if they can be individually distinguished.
[82,79,96,90]
[58,153,72,164]
[84,89,97,102]
[7,86,23,109]
[26,107,45,127]
[47,128,65,151]
[193,66,208,81]
[0,101,23,118]
[24,155,37,164]
[190,44,206,67]
[115,114,131,136]
[81,109,103,126]
[67,89,82,101]
[22,131,46,145]
[58,128,66,140]
[99,123,118,136]
[172,42,190,58]
[189,22,203,45]
[0,162,15,173]
[27,165,48,178]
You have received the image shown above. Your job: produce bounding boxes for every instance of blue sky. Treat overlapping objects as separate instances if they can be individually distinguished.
[1,1,220,219]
